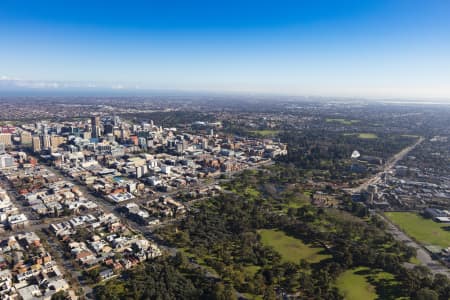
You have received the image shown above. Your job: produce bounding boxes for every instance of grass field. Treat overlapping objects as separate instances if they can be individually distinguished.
[258,229,330,263]
[285,198,309,209]
[401,134,420,138]
[385,212,450,248]
[326,118,359,125]
[410,256,421,265]
[336,267,401,300]
[282,190,311,209]
[336,267,377,300]
[250,129,279,136]
[358,133,378,139]
[343,132,378,139]
[243,265,260,277]
[241,293,263,300]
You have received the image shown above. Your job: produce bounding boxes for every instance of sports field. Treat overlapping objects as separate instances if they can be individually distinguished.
[385,212,450,248]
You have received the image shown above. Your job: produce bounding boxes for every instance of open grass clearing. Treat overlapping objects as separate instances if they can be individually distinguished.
[250,130,280,136]
[243,265,261,277]
[336,267,377,300]
[285,198,309,209]
[326,118,360,125]
[343,132,378,139]
[242,293,263,300]
[409,255,421,265]
[336,267,401,300]
[401,134,420,138]
[257,229,330,264]
[358,133,378,139]
[385,212,450,248]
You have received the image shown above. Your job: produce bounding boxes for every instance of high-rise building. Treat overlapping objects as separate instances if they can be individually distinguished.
[104,123,114,135]
[82,131,91,140]
[20,131,32,145]
[41,134,51,150]
[120,128,130,140]
[113,115,120,125]
[176,142,183,154]
[0,133,12,146]
[91,116,101,138]
[0,154,14,169]
[50,135,65,151]
[32,136,42,152]
[40,124,48,135]
[202,138,209,150]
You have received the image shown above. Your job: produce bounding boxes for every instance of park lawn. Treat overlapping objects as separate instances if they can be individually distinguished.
[401,134,420,138]
[358,133,378,139]
[243,265,260,277]
[257,229,330,264]
[303,190,312,197]
[244,186,261,198]
[342,132,378,139]
[326,118,359,125]
[250,130,279,136]
[242,293,263,300]
[336,267,377,300]
[178,248,218,275]
[385,212,450,248]
[409,256,421,265]
[285,198,309,209]
[336,267,403,300]
[228,185,261,200]
[282,191,310,210]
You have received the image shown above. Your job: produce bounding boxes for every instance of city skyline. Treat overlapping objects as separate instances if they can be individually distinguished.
[1,0,450,100]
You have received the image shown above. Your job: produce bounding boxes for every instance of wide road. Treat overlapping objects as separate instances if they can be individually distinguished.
[378,213,450,277]
[349,136,424,194]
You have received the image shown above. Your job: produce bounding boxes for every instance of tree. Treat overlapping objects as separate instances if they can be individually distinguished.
[173,251,188,267]
[94,282,125,300]
[212,283,237,300]
[53,206,59,217]
[51,291,68,300]
[83,268,100,284]
[262,285,277,300]
[414,288,439,300]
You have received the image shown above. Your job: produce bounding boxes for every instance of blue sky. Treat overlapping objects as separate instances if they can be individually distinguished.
[0,0,450,99]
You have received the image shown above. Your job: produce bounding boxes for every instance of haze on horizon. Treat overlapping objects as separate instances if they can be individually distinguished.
[1,0,450,100]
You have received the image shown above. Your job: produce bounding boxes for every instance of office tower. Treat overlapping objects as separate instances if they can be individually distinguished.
[20,131,32,145]
[32,136,41,152]
[176,142,183,154]
[91,116,101,138]
[83,131,91,140]
[50,135,65,151]
[104,124,114,135]
[120,128,130,140]
[0,154,14,169]
[202,138,209,150]
[41,124,48,135]
[0,133,12,146]
[41,134,51,150]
